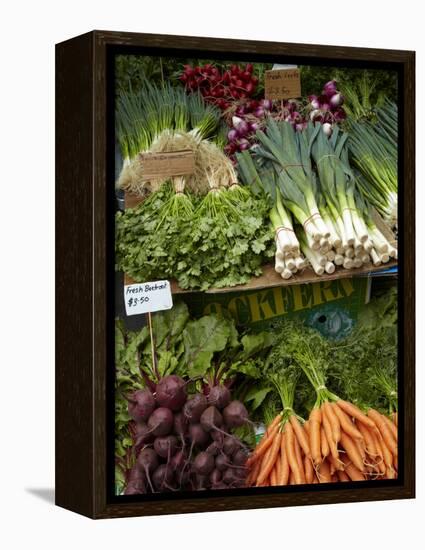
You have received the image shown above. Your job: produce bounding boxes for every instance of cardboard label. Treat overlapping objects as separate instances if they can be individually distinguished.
[138,150,195,181]
[265,68,301,100]
[124,280,173,316]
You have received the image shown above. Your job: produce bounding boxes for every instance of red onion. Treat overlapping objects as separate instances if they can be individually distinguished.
[309,95,320,110]
[260,99,273,110]
[227,129,238,141]
[322,123,333,137]
[329,93,344,108]
[323,80,338,97]
[254,107,265,118]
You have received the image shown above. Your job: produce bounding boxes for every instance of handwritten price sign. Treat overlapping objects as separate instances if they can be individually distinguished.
[124,280,173,316]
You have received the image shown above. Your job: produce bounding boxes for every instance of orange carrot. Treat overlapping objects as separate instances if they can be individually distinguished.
[371,431,387,474]
[279,433,290,486]
[341,455,365,481]
[368,409,397,455]
[328,454,344,472]
[247,421,280,465]
[331,402,364,441]
[331,473,338,482]
[289,471,295,485]
[356,422,378,459]
[289,415,311,458]
[322,409,339,460]
[256,432,282,486]
[382,414,398,441]
[317,460,332,483]
[322,401,341,443]
[270,465,278,486]
[320,426,330,458]
[246,458,261,486]
[285,423,304,485]
[376,431,394,469]
[340,432,365,472]
[386,466,397,479]
[337,470,350,482]
[304,455,314,484]
[337,400,376,429]
[275,449,282,482]
[293,429,306,484]
[309,407,322,465]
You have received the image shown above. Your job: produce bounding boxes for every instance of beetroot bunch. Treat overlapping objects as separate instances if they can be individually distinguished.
[124,375,250,494]
[179,63,258,111]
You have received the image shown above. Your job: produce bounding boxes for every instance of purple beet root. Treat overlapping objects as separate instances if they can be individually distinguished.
[154,435,178,458]
[169,450,186,472]
[222,401,249,428]
[134,422,153,448]
[147,407,174,436]
[156,375,187,411]
[173,411,188,437]
[200,406,223,432]
[193,452,215,476]
[208,385,231,409]
[188,423,210,447]
[183,393,208,423]
[210,468,222,485]
[128,389,156,422]
[152,464,174,491]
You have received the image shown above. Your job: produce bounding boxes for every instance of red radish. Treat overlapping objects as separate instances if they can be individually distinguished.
[156,375,187,411]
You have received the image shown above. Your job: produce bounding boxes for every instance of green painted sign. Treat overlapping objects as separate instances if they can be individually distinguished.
[184,277,371,339]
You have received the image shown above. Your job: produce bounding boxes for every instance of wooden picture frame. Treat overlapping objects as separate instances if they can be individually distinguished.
[55,30,415,519]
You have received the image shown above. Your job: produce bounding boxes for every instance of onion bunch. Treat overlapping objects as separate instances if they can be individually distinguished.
[225,98,309,158]
[308,80,347,136]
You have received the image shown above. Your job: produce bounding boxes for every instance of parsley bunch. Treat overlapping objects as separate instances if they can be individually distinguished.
[116,183,274,290]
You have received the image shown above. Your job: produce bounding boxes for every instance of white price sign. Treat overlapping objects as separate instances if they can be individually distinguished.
[124,280,173,316]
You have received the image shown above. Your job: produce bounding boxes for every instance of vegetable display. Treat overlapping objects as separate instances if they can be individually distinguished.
[114,56,400,496]
[237,119,397,280]
[116,287,398,494]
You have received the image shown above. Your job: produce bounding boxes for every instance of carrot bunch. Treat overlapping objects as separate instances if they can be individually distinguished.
[246,411,314,486]
[306,399,398,482]
[246,401,398,487]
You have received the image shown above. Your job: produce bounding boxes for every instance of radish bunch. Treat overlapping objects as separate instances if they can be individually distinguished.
[179,63,258,111]
[124,376,250,494]
[308,80,346,136]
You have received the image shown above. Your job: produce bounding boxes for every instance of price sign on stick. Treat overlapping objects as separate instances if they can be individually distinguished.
[124,280,173,316]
